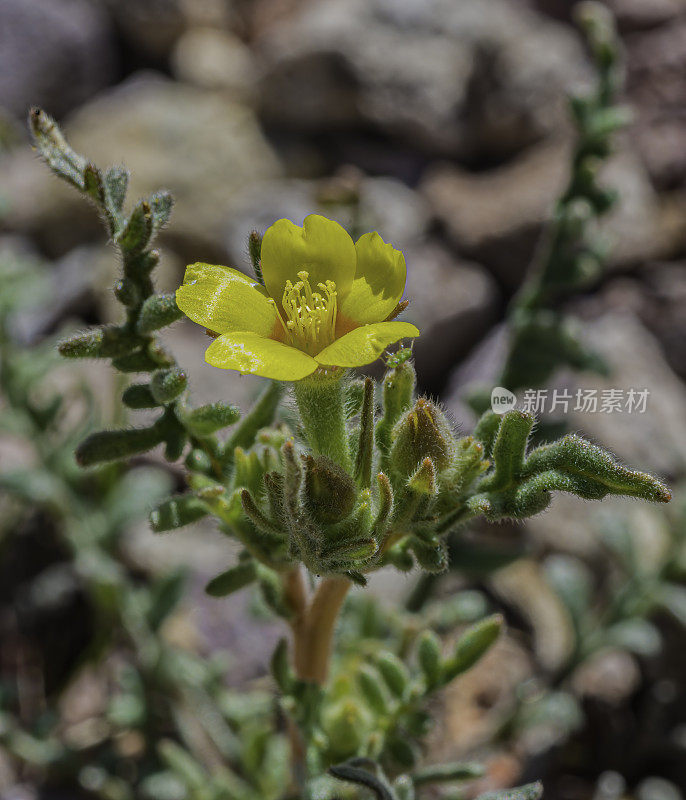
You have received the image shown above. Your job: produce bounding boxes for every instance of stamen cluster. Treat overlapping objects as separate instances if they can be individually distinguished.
[271,270,338,355]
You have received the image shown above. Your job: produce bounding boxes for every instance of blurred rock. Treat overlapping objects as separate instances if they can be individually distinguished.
[171,27,258,98]
[99,0,236,61]
[638,263,686,381]
[422,141,684,289]
[405,244,498,391]
[101,0,185,58]
[256,0,589,160]
[0,0,115,120]
[600,149,686,269]
[607,0,685,32]
[1,75,282,258]
[559,311,686,477]
[629,19,686,188]
[572,648,641,704]
[422,140,570,289]
[526,494,670,560]
[491,559,574,672]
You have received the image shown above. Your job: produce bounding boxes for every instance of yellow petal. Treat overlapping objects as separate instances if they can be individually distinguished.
[176,263,276,336]
[205,332,319,380]
[315,321,419,368]
[260,214,356,304]
[341,232,407,324]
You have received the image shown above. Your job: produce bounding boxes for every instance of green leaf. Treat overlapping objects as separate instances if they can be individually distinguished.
[355,378,375,488]
[149,190,173,235]
[479,411,533,492]
[205,562,257,597]
[413,762,485,786]
[137,293,183,333]
[147,571,186,631]
[442,614,503,684]
[225,381,284,457]
[83,163,106,205]
[158,741,206,791]
[116,200,153,255]
[76,426,164,466]
[104,165,129,211]
[28,107,86,189]
[270,638,294,693]
[376,653,410,698]
[543,555,593,626]
[468,424,671,521]
[357,665,389,715]
[112,348,162,373]
[184,402,241,436]
[58,326,141,359]
[150,367,188,404]
[417,630,442,690]
[329,759,396,800]
[658,584,686,627]
[122,383,158,409]
[151,495,209,532]
[477,781,543,800]
[385,736,416,769]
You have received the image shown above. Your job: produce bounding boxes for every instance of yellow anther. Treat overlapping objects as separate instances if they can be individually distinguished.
[276,271,338,355]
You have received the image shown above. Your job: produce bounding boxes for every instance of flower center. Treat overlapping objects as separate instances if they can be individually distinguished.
[271,271,338,355]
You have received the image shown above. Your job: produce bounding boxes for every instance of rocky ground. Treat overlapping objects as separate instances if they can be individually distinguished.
[1,0,686,797]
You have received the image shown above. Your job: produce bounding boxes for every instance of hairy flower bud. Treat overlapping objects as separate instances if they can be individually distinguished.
[303,454,357,523]
[390,398,455,479]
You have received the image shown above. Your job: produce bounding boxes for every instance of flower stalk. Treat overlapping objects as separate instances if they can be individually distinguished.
[292,373,351,472]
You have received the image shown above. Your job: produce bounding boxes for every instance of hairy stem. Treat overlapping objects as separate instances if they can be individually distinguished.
[292,374,351,472]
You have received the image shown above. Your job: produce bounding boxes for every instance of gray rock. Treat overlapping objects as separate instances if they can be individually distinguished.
[629,19,686,188]
[422,140,684,288]
[1,74,282,257]
[607,0,685,31]
[256,0,589,159]
[422,140,570,289]
[560,312,686,477]
[0,0,115,119]
[638,262,686,381]
[97,0,185,60]
[171,27,258,98]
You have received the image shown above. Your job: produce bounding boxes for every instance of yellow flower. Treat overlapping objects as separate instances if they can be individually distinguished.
[176,214,419,381]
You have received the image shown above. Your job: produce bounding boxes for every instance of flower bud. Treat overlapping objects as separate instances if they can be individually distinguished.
[303,455,357,524]
[390,399,455,479]
[322,698,372,760]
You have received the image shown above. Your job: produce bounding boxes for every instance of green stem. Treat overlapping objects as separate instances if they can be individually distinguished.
[292,374,351,472]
